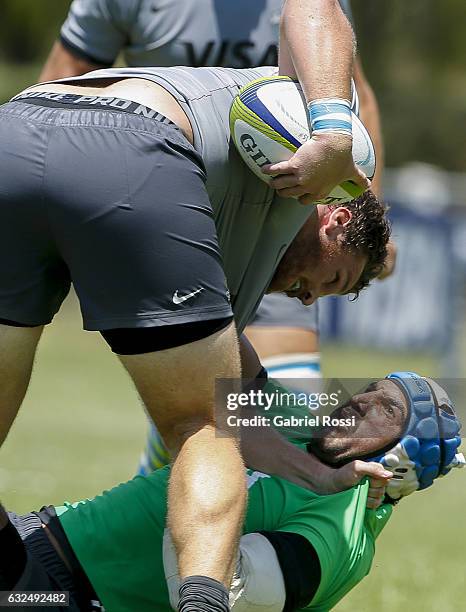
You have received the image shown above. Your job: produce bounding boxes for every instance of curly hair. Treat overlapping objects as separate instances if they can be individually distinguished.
[335,190,391,299]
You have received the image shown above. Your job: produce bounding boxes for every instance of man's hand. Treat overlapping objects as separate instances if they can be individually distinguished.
[288,454,392,508]
[262,133,370,205]
[330,460,392,509]
[243,426,393,510]
[39,40,103,82]
[366,476,388,509]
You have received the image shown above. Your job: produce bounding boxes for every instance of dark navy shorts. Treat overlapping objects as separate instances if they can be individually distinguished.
[0,94,232,330]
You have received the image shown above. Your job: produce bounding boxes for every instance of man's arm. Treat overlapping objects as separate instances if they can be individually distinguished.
[240,409,391,496]
[352,56,398,280]
[39,0,128,82]
[279,0,354,101]
[238,335,392,497]
[265,0,370,204]
[39,40,105,82]
[353,57,384,199]
[378,239,397,280]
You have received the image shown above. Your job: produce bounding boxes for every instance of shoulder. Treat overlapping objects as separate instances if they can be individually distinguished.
[338,0,354,24]
[66,0,141,26]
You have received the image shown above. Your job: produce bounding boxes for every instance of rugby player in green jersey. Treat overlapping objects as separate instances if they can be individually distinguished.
[0,372,463,611]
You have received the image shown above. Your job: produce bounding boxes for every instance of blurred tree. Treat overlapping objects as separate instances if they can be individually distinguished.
[0,0,70,63]
[0,0,465,172]
[353,0,466,171]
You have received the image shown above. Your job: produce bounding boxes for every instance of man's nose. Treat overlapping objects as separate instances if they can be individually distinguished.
[300,282,328,305]
[300,292,316,306]
[351,396,369,414]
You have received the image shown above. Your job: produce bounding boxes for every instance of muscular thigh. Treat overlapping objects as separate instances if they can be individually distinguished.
[0,98,232,333]
[119,322,241,449]
[0,105,71,326]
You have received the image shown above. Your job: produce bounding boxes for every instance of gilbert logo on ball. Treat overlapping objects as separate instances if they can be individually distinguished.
[230,76,376,204]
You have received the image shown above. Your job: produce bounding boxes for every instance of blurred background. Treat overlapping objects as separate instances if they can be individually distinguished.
[0,1,465,610]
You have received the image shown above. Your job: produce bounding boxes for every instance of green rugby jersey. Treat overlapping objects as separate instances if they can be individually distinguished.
[56,467,391,612]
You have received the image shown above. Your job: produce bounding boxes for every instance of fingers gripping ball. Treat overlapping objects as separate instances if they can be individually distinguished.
[368,372,465,501]
[229,76,376,204]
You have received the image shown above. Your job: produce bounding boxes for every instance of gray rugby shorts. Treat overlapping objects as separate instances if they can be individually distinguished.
[0,94,232,330]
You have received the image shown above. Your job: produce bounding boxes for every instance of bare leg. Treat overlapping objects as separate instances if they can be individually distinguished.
[119,322,246,586]
[0,324,43,446]
[245,326,319,358]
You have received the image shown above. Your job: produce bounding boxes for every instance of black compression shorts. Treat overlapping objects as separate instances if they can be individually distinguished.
[5,509,98,611]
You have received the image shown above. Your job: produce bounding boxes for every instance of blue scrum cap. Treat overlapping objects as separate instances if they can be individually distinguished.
[370,371,465,500]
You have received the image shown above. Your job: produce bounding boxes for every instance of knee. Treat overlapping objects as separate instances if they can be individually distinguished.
[161,417,215,456]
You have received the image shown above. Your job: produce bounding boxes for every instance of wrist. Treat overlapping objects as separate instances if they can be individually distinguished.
[299,451,333,490]
[280,441,332,491]
[310,130,353,156]
[308,97,353,140]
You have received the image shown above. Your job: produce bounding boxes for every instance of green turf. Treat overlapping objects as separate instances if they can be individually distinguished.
[322,344,439,379]
[0,295,464,611]
[0,295,147,510]
[333,469,466,611]
[0,62,42,104]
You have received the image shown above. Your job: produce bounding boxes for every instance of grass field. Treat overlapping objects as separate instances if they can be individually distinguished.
[0,61,42,104]
[1,294,465,611]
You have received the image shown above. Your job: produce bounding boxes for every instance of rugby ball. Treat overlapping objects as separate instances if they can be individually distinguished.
[230,76,376,204]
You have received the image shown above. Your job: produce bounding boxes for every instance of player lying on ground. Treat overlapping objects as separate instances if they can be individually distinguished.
[0,372,463,611]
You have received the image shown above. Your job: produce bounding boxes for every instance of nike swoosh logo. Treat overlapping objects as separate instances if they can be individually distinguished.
[172,288,204,305]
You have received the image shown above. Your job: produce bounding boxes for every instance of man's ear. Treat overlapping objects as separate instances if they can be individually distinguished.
[323,207,352,241]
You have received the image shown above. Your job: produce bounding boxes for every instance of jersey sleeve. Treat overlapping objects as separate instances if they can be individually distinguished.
[364,503,393,540]
[60,0,136,66]
[274,482,390,611]
[338,0,354,25]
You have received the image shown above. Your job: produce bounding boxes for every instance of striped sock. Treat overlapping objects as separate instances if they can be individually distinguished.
[178,576,230,612]
[137,423,170,475]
